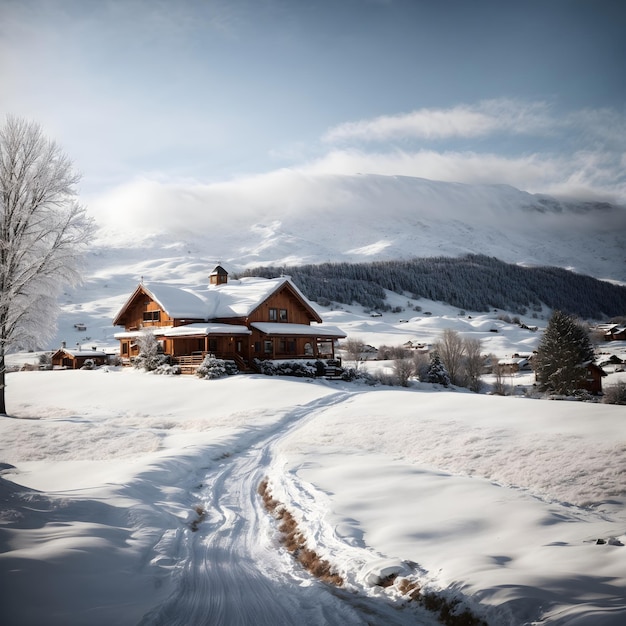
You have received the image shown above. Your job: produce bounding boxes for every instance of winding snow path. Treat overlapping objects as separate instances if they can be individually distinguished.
[139,390,431,625]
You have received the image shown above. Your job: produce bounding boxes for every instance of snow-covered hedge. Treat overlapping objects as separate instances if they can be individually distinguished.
[253,359,322,378]
[154,364,181,376]
[196,356,238,379]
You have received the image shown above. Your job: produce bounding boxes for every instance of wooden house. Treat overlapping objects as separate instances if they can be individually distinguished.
[113,268,346,372]
[581,362,607,395]
[51,348,108,369]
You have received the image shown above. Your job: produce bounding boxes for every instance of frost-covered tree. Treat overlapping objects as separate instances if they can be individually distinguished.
[534,310,595,395]
[133,331,167,372]
[0,116,93,415]
[427,350,450,387]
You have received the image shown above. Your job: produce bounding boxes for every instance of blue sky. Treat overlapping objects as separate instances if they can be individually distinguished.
[1,0,625,218]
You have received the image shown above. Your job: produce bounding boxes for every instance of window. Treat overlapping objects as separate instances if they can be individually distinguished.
[269,308,277,321]
[279,309,288,322]
[142,310,160,322]
[122,342,129,355]
[264,340,273,353]
[208,338,218,353]
[278,339,296,354]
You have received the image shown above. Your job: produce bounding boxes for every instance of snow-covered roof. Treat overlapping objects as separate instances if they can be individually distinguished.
[143,283,209,319]
[114,324,251,339]
[251,322,346,338]
[54,349,107,357]
[161,324,251,337]
[201,276,319,320]
[114,276,322,325]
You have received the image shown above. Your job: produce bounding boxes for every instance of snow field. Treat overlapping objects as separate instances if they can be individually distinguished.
[1,369,625,624]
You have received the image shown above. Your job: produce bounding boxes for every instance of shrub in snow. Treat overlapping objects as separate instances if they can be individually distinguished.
[253,359,318,378]
[412,352,430,382]
[603,381,626,405]
[80,358,95,370]
[196,356,238,379]
[393,358,414,387]
[154,364,181,376]
[373,371,396,386]
[341,367,377,385]
[133,331,170,372]
[38,353,52,369]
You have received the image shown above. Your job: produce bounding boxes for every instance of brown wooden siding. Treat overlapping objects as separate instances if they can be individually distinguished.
[247,287,316,325]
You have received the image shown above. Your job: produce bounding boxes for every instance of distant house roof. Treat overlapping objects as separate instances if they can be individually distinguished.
[52,348,107,358]
[210,265,228,276]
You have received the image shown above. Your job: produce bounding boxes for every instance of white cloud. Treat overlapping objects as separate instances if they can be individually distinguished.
[292,148,625,203]
[316,99,626,204]
[323,99,555,143]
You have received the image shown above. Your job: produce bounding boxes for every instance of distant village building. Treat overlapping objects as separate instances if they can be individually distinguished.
[596,324,626,341]
[581,362,608,395]
[51,348,108,370]
[497,354,532,375]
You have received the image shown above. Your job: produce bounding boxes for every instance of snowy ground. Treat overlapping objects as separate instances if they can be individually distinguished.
[1,360,625,625]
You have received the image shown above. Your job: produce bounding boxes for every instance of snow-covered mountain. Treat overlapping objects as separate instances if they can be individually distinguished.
[93,174,625,281]
[55,174,625,351]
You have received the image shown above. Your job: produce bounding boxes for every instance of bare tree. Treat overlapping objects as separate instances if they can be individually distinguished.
[490,357,508,396]
[412,351,430,382]
[0,116,94,415]
[434,328,465,386]
[393,358,414,387]
[341,338,366,369]
[463,337,484,393]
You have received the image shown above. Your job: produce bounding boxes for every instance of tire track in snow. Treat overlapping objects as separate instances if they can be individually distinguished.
[137,390,388,625]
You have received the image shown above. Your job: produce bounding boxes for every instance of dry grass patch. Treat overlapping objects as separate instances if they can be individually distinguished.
[394,578,487,626]
[259,479,486,624]
[189,504,206,532]
[258,479,344,586]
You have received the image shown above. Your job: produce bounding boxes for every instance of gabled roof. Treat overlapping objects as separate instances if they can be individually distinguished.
[113,283,209,326]
[52,348,107,358]
[113,277,323,326]
[202,276,322,322]
[210,265,228,276]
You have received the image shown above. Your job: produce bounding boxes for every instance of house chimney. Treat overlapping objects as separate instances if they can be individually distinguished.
[209,264,228,286]
[61,341,66,349]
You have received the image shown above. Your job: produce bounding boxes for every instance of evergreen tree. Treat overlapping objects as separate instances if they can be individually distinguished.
[534,310,595,395]
[427,350,450,387]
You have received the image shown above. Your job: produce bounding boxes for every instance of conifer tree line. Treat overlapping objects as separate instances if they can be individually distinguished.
[238,255,626,319]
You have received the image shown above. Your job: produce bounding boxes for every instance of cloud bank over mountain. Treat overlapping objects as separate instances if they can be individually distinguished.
[92,173,626,283]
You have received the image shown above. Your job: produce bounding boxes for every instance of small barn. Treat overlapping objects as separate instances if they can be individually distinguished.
[51,348,108,370]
